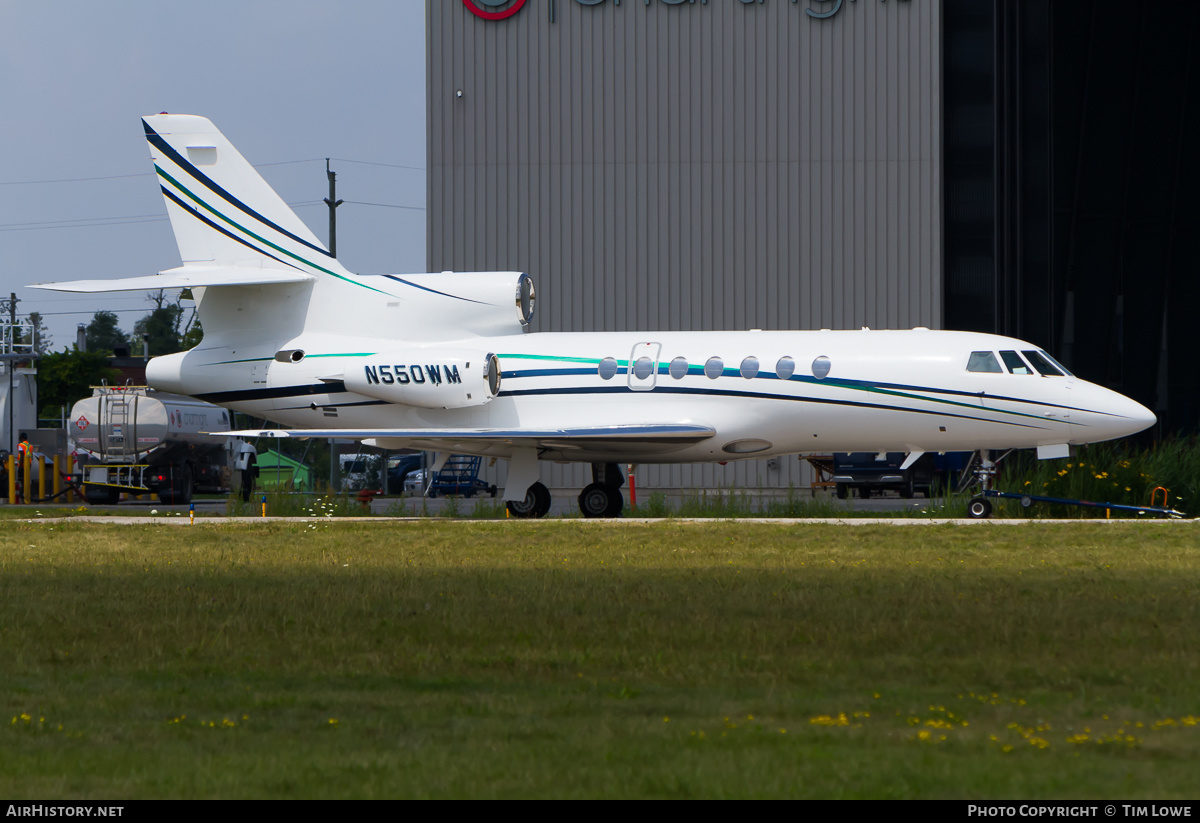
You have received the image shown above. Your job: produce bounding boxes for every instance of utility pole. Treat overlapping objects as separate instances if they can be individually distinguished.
[2,293,18,455]
[321,160,344,490]
[324,159,343,258]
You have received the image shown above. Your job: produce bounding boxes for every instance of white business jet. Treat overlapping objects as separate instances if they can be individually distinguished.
[31,115,1156,517]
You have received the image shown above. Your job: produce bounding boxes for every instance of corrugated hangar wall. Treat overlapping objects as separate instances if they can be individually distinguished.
[427,0,941,496]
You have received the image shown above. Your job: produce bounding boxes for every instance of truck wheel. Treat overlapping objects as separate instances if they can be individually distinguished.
[240,458,256,503]
[85,485,120,506]
[159,464,194,505]
[177,464,194,505]
[835,483,847,500]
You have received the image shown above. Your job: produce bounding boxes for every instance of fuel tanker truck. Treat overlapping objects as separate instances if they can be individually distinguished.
[70,386,257,505]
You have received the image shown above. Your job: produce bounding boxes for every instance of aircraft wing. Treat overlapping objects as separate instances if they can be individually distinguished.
[28,265,314,293]
[223,423,715,451]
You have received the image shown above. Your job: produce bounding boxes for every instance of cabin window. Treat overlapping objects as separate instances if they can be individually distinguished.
[812,356,831,380]
[669,357,689,379]
[967,351,1003,373]
[776,356,795,380]
[633,356,654,380]
[999,351,1033,375]
[1022,350,1064,376]
[598,357,619,380]
[740,356,759,379]
[704,357,724,379]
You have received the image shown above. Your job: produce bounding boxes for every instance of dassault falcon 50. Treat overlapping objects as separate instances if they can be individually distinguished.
[32,115,1156,517]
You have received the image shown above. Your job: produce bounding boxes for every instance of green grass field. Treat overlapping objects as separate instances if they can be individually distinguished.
[2,520,1198,798]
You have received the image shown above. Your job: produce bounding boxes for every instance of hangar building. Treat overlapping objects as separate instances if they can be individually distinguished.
[426,0,1199,495]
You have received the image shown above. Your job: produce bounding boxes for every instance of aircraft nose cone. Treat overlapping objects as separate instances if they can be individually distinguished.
[1125,398,1157,434]
[1096,389,1156,440]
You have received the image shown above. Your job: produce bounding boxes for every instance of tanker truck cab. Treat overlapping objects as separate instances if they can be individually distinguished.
[69,385,257,505]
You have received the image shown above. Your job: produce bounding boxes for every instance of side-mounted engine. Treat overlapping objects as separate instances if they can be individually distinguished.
[342,350,502,409]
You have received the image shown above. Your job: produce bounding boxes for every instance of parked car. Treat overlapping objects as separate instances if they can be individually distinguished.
[831,452,969,499]
[403,468,428,495]
[387,453,425,489]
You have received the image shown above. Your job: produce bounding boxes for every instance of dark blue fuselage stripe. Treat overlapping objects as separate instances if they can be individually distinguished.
[195,381,348,404]
[496,385,1050,430]
[160,187,302,272]
[195,379,1035,428]
[502,366,1106,418]
[144,119,332,259]
[275,399,389,411]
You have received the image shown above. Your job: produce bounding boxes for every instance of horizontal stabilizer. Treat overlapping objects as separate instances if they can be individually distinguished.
[220,424,716,446]
[29,266,314,293]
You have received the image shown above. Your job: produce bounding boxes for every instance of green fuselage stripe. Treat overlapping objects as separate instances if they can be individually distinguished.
[498,356,1056,424]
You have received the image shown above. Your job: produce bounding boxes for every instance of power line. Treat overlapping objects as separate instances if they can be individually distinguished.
[35,311,159,316]
[1,200,325,233]
[29,296,159,305]
[343,200,425,211]
[0,172,153,186]
[256,158,325,167]
[0,212,166,229]
[330,157,425,172]
[1,156,423,187]
[0,217,167,233]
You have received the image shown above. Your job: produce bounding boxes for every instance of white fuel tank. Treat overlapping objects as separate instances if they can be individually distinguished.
[70,387,233,462]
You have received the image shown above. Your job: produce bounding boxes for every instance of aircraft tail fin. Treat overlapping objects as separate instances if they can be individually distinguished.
[142,114,346,276]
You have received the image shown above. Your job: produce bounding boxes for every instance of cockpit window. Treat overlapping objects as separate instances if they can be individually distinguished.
[1039,350,1073,377]
[967,351,1003,373]
[999,350,1033,374]
[1022,350,1064,376]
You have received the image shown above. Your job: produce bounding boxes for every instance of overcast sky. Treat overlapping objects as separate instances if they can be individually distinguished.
[0,0,426,350]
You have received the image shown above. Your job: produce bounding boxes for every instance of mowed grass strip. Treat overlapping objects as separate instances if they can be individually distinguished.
[1,521,1198,798]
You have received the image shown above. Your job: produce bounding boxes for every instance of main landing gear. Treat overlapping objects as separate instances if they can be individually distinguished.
[578,462,625,518]
[504,463,627,519]
[505,481,551,519]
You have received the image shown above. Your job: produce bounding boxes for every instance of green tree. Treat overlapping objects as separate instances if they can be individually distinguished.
[181,313,204,350]
[36,349,119,419]
[133,305,183,356]
[26,312,52,355]
[132,290,201,355]
[85,310,130,355]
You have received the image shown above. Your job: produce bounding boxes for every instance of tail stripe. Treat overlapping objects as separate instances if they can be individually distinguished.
[383,275,489,305]
[143,119,332,259]
[160,185,302,272]
[155,165,391,296]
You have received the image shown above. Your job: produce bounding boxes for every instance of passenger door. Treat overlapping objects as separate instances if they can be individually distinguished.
[627,342,661,392]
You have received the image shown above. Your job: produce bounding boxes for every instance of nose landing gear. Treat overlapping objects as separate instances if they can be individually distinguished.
[965,450,1005,519]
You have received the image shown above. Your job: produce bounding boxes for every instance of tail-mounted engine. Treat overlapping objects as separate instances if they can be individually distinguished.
[394,271,535,337]
[343,350,501,409]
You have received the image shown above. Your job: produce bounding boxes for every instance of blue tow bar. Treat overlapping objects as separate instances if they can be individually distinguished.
[966,489,1185,520]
